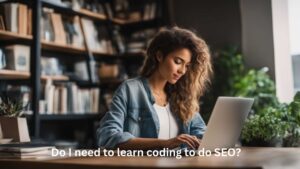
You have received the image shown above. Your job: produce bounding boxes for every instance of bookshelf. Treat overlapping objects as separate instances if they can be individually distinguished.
[0,69,69,81]
[0,30,32,40]
[0,69,30,79]
[41,41,86,54]
[0,0,170,148]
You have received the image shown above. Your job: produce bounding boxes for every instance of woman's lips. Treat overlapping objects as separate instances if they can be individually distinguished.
[173,74,180,80]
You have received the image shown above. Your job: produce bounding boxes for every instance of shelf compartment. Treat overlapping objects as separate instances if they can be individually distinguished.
[41,41,86,54]
[0,30,32,41]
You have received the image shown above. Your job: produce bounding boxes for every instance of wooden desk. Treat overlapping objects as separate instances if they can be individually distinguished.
[0,148,299,169]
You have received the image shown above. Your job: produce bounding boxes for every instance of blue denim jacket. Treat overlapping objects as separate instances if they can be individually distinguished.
[96,76,206,149]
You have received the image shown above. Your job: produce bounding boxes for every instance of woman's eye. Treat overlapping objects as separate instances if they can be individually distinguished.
[174,59,182,64]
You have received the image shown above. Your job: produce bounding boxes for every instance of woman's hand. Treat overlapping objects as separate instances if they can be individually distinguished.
[165,134,201,149]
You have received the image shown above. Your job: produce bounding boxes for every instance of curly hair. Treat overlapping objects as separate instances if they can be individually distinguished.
[140,27,213,124]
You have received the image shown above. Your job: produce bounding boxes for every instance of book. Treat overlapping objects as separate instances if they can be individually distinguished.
[27,8,32,35]
[41,9,55,42]
[0,15,5,30]
[74,60,89,81]
[18,4,28,35]
[5,45,30,72]
[42,80,100,114]
[50,13,66,44]
[4,3,18,33]
[45,79,55,114]
[0,48,6,69]
[72,16,84,48]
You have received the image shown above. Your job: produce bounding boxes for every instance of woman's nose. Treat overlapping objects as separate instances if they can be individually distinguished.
[178,65,186,74]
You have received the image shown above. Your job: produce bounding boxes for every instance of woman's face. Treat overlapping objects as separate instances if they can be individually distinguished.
[157,48,192,84]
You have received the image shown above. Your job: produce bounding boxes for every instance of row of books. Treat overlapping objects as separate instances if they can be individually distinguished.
[42,0,160,22]
[41,81,100,114]
[41,8,116,54]
[112,0,159,22]
[0,3,32,35]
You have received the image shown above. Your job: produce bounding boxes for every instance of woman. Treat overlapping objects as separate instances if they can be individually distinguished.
[97,27,212,150]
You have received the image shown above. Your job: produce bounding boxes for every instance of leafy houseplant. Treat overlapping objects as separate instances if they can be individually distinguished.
[283,92,300,146]
[0,96,30,142]
[232,68,278,114]
[241,92,300,147]
[241,106,288,146]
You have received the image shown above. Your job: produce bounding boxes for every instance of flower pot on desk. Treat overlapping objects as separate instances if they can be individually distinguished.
[0,117,30,142]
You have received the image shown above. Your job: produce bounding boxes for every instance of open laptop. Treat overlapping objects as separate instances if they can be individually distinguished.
[198,97,254,151]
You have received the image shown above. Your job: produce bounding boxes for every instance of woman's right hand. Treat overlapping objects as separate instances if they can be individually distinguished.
[165,134,201,150]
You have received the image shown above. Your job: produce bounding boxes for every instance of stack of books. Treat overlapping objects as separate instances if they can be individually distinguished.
[0,143,55,159]
[0,3,32,35]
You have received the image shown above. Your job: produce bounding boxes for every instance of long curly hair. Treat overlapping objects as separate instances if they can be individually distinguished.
[140,27,213,124]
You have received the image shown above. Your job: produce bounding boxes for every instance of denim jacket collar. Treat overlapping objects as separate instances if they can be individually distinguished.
[140,76,155,105]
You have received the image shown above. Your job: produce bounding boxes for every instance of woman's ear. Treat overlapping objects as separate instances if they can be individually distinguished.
[156,51,163,62]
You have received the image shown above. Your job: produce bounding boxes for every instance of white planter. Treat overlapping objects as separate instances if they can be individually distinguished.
[0,117,30,142]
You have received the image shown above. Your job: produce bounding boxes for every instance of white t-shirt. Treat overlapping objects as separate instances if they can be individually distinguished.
[153,103,179,139]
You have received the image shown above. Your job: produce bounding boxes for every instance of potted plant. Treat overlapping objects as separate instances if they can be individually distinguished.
[282,92,300,147]
[241,92,300,147]
[0,96,30,142]
[241,106,288,146]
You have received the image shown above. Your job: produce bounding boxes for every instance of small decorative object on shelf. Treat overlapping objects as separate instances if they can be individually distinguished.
[0,48,6,69]
[0,96,30,142]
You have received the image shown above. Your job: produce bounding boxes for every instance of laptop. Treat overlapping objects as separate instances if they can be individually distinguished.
[198,97,254,151]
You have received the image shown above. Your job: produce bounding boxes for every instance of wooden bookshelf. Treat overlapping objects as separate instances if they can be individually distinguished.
[41,41,86,54]
[0,30,32,41]
[41,75,69,81]
[78,9,107,21]
[0,69,30,79]
[0,0,167,148]
[0,69,69,80]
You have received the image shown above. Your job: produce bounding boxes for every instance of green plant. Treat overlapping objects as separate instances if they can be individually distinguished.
[0,96,25,117]
[283,92,300,146]
[241,105,288,145]
[241,92,300,147]
[201,46,244,122]
[233,68,278,114]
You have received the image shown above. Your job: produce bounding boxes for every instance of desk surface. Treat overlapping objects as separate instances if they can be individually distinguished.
[0,148,300,169]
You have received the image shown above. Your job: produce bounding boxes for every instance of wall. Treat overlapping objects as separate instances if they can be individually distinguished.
[240,0,275,79]
[170,0,242,51]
